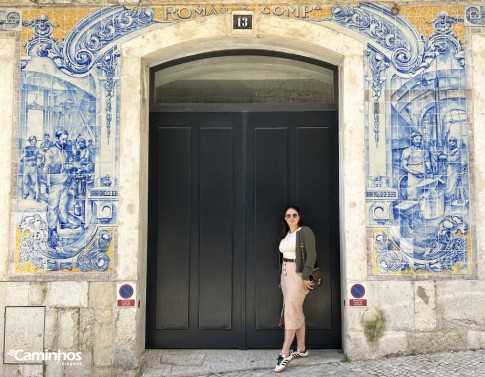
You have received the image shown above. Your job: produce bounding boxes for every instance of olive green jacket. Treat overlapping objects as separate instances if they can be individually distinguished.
[279,226,317,281]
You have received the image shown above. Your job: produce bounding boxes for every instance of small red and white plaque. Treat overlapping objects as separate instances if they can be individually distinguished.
[348,283,368,307]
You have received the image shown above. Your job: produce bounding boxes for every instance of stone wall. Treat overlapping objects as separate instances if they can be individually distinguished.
[340,24,485,360]
[345,281,485,359]
[0,282,141,376]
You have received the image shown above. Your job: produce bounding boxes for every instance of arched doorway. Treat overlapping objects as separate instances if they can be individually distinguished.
[118,13,367,357]
[146,50,341,349]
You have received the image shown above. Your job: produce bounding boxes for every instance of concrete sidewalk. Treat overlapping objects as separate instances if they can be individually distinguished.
[140,348,485,377]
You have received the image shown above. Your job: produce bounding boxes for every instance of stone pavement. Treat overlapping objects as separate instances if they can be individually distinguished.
[140,348,485,377]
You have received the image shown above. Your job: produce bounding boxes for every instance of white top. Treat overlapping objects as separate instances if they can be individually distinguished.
[279,227,302,259]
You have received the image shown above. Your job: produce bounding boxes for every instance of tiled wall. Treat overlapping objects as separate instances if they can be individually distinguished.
[6,3,478,276]
[12,6,161,273]
[360,5,472,276]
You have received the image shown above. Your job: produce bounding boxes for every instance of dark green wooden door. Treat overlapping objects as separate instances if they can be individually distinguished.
[146,111,341,349]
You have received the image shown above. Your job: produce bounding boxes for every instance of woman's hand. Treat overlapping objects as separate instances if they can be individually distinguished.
[303,279,314,290]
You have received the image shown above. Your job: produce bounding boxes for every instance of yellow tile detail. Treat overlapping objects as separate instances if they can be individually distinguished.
[15,225,114,273]
[371,228,413,276]
[15,227,39,273]
[400,6,464,43]
[22,9,95,55]
[21,5,465,56]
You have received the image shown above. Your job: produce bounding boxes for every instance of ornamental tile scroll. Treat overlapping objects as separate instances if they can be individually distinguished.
[465,6,485,26]
[0,10,21,31]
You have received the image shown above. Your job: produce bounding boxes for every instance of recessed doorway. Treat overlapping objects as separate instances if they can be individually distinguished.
[146,51,341,349]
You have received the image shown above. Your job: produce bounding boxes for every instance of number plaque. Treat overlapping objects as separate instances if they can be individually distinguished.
[233,14,252,30]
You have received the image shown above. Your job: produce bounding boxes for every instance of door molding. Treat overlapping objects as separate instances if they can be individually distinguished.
[150,103,337,113]
[149,49,338,112]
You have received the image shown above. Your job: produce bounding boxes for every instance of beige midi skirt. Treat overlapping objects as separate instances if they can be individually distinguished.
[280,261,309,329]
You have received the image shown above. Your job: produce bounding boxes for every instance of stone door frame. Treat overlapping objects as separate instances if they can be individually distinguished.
[117,14,366,357]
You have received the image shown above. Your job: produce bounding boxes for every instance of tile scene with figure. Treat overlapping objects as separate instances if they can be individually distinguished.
[14,6,160,272]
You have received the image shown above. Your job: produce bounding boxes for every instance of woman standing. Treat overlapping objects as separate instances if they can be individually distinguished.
[274,205,317,373]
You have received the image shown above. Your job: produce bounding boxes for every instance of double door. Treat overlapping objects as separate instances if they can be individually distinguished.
[146,111,340,349]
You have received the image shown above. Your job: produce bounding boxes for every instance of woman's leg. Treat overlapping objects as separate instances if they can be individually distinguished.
[281,329,296,356]
[295,324,306,351]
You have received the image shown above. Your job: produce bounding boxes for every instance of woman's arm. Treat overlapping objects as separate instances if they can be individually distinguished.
[301,226,317,281]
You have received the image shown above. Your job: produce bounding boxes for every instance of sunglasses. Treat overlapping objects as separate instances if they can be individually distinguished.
[285,214,299,219]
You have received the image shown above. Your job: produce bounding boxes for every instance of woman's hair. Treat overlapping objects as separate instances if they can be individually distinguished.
[278,205,302,240]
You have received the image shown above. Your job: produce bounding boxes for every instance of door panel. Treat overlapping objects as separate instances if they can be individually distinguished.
[147,111,340,349]
[147,113,243,348]
[244,112,340,348]
[199,128,234,330]
[253,127,288,331]
[297,127,332,330]
[155,127,191,330]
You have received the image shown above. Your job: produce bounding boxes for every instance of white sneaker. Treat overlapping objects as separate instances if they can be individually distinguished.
[290,348,308,358]
[274,354,292,372]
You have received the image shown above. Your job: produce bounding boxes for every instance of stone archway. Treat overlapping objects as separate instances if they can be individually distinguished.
[117,13,366,359]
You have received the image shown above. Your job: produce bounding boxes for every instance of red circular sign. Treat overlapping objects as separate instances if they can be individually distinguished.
[119,284,134,299]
